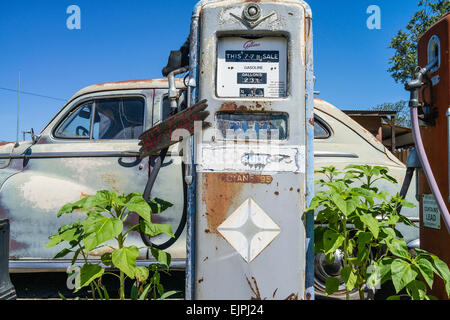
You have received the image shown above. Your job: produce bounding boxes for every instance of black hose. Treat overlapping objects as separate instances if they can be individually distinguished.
[397,167,416,214]
[139,157,188,251]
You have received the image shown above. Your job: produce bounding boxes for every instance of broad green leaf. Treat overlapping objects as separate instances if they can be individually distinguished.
[44,235,64,248]
[130,283,139,300]
[314,227,327,254]
[91,190,117,208]
[158,290,179,300]
[101,252,113,267]
[75,264,104,292]
[112,246,139,279]
[76,190,118,213]
[60,227,82,242]
[416,257,434,289]
[360,214,380,239]
[58,198,87,217]
[431,259,450,282]
[148,198,174,214]
[124,192,143,202]
[157,284,164,296]
[378,258,394,285]
[135,267,150,282]
[341,267,357,292]
[102,285,110,300]
[387,295,403,300]
[53,248,72,259]
[139,284,152,300]
[45,227,81,248]
[126,196,151,222]
[140,220,175,238]
[406,280,427,300]
[82,214,123,252]
[323,230,345,255]
[391,259,418,293]
[308,195,328,211]
[331,194,358,217]
[58,222,81,234]
[151,248,172,267]
[384,214,400,226]
[414,248,437,259]
[325,277,340,296]
[386,238,411,261]
[357,232,373,245]
[71,248,82,265]
[431,259,450,297]
[380,227,396,240]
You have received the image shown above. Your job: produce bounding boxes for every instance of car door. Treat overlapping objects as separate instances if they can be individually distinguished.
[1,90,153,261]
[144,88,187,262]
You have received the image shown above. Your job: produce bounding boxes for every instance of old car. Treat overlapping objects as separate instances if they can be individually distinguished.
[0,79,419,298]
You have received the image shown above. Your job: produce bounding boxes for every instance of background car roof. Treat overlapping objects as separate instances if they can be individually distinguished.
[69,78,186,103]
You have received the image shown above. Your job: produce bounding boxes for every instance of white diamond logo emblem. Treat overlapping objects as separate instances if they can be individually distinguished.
[217,198,280,263]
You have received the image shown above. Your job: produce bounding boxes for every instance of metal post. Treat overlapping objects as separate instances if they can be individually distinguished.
[15,71,21,147]
[0,220,16,300]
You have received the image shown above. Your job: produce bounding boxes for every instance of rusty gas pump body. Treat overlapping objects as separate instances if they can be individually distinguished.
[417,13,450,300]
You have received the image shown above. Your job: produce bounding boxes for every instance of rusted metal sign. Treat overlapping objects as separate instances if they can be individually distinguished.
[138,99,209,158]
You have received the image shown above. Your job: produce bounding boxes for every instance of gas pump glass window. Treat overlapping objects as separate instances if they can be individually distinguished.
[217,37,287,98]
[217,113,288,141]
[93,97,145,140]
[55,102,93,138]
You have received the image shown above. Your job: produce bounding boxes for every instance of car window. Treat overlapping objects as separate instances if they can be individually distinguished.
[314,117,331,139]
[54,102,93,139]
[93,97,145,140]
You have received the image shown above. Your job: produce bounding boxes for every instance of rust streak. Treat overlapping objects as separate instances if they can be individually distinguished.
[202,173,244,234]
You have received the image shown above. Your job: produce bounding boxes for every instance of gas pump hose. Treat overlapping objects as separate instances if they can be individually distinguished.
[397,167,416,215]
[139,148,188,250]
[406,59,450,234]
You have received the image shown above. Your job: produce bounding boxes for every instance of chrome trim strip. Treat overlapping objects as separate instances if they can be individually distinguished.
[9,259,186,273]
[314,151,359,158]
[0,150,180,160]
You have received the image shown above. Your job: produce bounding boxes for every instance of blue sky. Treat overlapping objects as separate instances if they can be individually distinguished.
[0,0,420,141]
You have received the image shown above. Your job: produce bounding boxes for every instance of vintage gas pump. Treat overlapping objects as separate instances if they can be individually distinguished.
[407,13,450,300]
[185,0,315,300]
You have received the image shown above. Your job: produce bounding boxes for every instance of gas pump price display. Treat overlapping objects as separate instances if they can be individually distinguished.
[217,37,287,98]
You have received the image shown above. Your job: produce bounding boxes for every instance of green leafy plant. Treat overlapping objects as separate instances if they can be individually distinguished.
[309,165,450,300]
[388,0,450,84]
[45,190,178,300]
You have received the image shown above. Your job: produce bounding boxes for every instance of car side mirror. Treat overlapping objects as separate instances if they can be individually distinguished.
[23,128,40,144]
